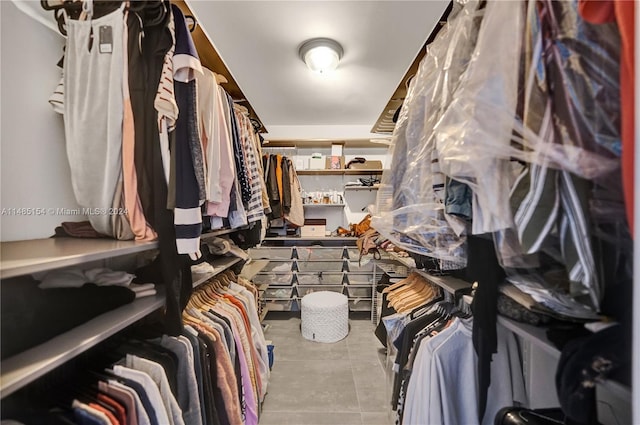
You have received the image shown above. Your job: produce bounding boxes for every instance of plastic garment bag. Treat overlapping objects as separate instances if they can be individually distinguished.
[433,0,526,235]
[506,0,621,311]
[373,0,483,267]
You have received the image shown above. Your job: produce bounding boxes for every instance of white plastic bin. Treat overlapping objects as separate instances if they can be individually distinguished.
[296,272,345,285]
[297,285,344,297]
[296,260,345,272]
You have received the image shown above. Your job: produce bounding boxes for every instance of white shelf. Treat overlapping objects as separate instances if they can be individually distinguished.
[259,308,269,322]
[192,256,243,288]
[0,238,159,280]
[240,260,270,281]
[200,227,238,240]
[414,269,472,295]
[387,251,417,268]
[0,288,166,398]
[303,204,345,208]
[497,316,561,359]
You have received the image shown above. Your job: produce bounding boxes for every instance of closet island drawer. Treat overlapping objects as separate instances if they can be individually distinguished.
[346,286,372,298]
[265,299,297,312]
[264,287,295,299]
[296,272,345,285]
[345,248,361,260]
[295,260,345,272]
[346,274,372,285]
[347,259,374,272]
[252,272,294,286]
[248,247,292,260]
[297,285,344,297]
[295,247,345,260]
[348,299,372,311]
[261,260,294,273]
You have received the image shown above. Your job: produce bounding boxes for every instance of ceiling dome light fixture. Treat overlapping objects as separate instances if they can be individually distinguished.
[299,38,344,74]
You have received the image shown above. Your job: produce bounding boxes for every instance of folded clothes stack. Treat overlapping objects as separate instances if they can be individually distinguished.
[37,267,156,299]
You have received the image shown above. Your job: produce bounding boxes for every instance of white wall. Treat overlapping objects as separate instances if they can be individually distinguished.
[1,1,83,242]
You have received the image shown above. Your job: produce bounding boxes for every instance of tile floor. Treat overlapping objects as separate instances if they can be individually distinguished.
[260,312,392,425]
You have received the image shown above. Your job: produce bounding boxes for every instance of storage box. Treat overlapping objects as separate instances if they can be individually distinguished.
[300,219,327,237]
[309,156,326,170]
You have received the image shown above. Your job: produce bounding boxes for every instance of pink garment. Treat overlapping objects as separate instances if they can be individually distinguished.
[122,12,157,241]
[205,85,236,217]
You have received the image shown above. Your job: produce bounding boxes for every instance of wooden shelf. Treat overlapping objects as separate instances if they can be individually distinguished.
[262,139,391,149]
[303,204,345,208]
[297,169,384,176]
[173,1,266,132]
[344,185,380,191]
[263,236,358,241]
[0,238,159,280]
[192,256,243,289]
[497,316,561,359]
[0,289,165,398]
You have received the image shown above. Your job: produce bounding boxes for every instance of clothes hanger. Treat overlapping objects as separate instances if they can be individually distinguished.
[214,72,229,84]
[382,273,417,294]
[390,283,431,311]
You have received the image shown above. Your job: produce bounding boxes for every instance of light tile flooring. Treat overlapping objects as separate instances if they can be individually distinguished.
[260,312,393,425]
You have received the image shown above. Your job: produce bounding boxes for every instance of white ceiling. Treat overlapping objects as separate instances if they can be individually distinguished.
[189,0,449,138]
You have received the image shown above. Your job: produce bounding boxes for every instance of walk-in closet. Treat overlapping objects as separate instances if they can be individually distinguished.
[0,1,637,424]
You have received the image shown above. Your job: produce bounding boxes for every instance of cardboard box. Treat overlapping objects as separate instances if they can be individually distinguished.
[347,160,383,170]
[300,219,327,237]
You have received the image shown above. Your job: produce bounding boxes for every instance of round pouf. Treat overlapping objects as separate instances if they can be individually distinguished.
[301,291,349,343]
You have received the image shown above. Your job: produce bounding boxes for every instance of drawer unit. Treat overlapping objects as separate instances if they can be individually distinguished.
[297,285,344,297]
[252,272,294,286]
[346,286,372,298]
[261,260,294,273]
[295,260,345,272]
[346,274,372,285]
[295,246,346,260]
[264,287,295,299]
[296,272,345,285]
[248,247,292,260]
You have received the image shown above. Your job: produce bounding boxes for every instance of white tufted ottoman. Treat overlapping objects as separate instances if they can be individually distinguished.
[301,291,349,343]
